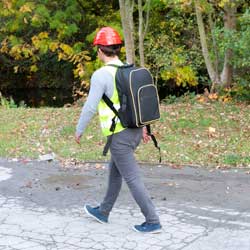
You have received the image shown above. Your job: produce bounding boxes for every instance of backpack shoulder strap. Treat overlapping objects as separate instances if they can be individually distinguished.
[102,94,120,118]
[102,94,120,157]
[146,125,162,163]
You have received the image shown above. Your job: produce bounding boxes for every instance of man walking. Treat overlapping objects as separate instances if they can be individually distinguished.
[75,27,161,233]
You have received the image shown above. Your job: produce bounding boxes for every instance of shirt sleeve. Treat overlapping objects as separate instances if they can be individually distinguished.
[75,68,113,136]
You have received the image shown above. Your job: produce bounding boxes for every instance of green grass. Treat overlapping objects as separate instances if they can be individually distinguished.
[0,100,250,168]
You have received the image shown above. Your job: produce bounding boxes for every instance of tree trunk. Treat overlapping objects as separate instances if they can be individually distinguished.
[119,0,135,64]
[208,11,220,93]
[194,0,220,87]
[220,2,237,87]
[138,0,150,67]
[138,0,144,67]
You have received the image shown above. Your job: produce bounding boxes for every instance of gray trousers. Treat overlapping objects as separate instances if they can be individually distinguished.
[100,128,160,224]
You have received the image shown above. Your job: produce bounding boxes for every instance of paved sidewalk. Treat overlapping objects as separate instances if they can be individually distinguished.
[0,158,250,250]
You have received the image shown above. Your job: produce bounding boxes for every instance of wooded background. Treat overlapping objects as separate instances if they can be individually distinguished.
[0,0,249,106]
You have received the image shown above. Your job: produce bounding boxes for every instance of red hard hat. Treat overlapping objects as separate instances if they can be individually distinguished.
[93,27,122,46]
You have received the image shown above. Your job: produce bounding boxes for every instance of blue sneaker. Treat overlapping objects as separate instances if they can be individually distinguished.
[133,222,162,233]
[84,205,108,224]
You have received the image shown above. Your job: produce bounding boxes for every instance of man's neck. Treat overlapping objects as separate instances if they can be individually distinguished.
[103,56,119,64]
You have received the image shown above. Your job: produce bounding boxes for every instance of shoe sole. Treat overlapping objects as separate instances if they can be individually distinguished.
[84,205,107,224]
[132,226,162,234]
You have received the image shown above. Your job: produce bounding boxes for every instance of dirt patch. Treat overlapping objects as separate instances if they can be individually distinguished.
[45,174,94,189]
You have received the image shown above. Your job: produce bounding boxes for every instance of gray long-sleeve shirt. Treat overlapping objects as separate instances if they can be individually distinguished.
[76,59,123,136]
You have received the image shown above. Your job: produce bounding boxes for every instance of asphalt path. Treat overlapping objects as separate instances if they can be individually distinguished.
[0,158,250,250]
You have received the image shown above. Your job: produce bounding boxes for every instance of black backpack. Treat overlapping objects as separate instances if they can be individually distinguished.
[102,64,161,161]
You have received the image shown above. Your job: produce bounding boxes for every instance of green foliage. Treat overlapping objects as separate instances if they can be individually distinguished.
[162,92,196,104]
[233,8,250,93]
[0,0,250,104]
[197,2,250,90]
[223,153,250,166]
[219,84,250,103]
[212,8,250,70]
[145,1,201,92]
[211,7,250,102]
[233,9,250,73]
[0,0,121,94]
[0,92,17,108]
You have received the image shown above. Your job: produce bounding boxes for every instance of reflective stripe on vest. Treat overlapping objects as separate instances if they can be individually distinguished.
[98,64,125,136]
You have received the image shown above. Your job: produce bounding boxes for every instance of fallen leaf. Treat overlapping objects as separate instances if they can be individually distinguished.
[209,127,216,133]
[25,181,32,188]
[170,164,183,169]
[208,127,216,137]
[86,135,94,140]
[95,163,104,169]
[208,93,218,100]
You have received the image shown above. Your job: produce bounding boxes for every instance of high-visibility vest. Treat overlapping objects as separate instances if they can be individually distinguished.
[98,64,125,136]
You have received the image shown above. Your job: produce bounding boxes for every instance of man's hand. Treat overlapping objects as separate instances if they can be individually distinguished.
[142,127,151,143]
[75,133,82,144]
